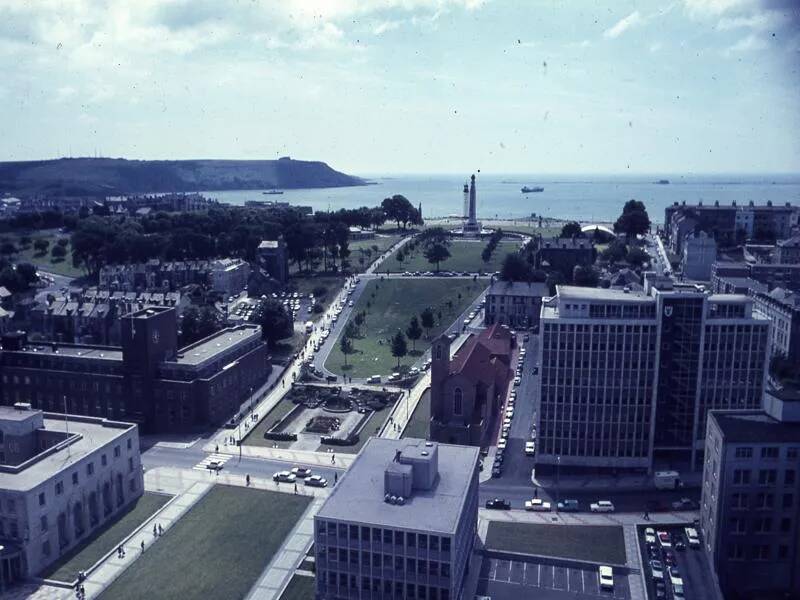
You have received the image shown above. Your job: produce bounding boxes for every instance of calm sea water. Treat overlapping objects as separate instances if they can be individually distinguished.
[202,174,800,224]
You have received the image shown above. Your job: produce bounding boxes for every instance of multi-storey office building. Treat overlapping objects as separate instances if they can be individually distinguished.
[0,404,142,584]
[0,307,270,433]
[537,276,770,471]
[484,281,549,329]
[314,438,479,600]
[700,389,800,599]
[752,287,800,364]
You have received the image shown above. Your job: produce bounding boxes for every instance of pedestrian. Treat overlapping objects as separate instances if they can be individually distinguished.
[141,540,145,553]
[334,472,338,484]
[158,524,164,536]
[153,523,158,537]
[246,474,251,486]
[644,511,650,521]
[294,482,298,494]
[331,453,336,464]
[215,444,219,453]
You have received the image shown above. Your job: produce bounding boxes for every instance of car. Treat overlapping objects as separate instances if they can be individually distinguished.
[367,375,381,384]
[598,566,614,590]
[500,430,509,439]
[645,527,656,544]
[485,498,510,510]
[674,540,686,551]
[491,467,502,478]
[505,408,514,418]
[524,498,551,512]
[503,417,512,427]
[557,499,580,512]
[273,471,296,483]
[305,475,328,488]
[524,441,536,456]
[291,467,313,478]
[348,301,354,307]
[657,531,672,549]
[649,559,665,580]
[673,583,685,598]
[513,377,521,386]
[590,500,615,513]
[671,498,696,510]
[206,460,224,471]
[497,438,507,450]
[668,566,682,583]
[685,527,701,548]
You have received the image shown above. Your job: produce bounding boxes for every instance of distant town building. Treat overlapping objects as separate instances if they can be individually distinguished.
[537,275,770,471]
[99,258,250,296]
[682,231,717,280]
[210,259,250,297]
[700,388,800,599]
[752,288,800,364]
[711,260,800,293]
[348,227,375,241]
[429,325,513,446]
[775,234,800,264]
[0,307,270,433]
[0,404,143,583]
[532,237,596,278]
[314,437,480,600]
[256,238,289,284]
[105,193,216,215]
[484,280,549,329]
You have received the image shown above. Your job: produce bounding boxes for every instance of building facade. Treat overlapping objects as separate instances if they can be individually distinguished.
[682,231,717,280]
[700,390,800,599]
[536,277,770,471]
[533,237,596,278]
[99,258,250,295]
[0,404,143,584]
[429,326,513,447]
[752,288,800,364]
[257,238,289,283]
[775,235,800,264]
[484,281,549,330]
[314,437,479,600]
[0,307,271,433]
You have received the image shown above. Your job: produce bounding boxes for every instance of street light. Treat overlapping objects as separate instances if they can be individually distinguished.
[555,455,561,510]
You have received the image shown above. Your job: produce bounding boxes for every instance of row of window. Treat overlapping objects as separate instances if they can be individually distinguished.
[322,549,452,577]
[732,469,797,487]
[319,571,450,600]
[734,446,799,460]
[316,522,452,552]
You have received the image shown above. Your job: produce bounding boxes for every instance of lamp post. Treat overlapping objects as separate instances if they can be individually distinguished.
[555,455,561,510]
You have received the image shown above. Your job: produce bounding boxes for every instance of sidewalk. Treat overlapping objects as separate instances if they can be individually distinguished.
[533,471,703,492]
[478,507,700,529]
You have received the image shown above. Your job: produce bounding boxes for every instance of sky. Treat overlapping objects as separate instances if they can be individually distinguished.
[0,0,798,175]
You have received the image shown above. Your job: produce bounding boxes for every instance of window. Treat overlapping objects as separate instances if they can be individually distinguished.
[87,462,94,476]
[40,515,48,532]
[127,438,132,450]
[735,447,753,459]
[733,470,750,485]
[779,545,789,560]
[753,517,771,533]
[786,470,796,485]
[783,494,794,509]
[42,540,51,557]
[38,492,45,506]
[129,477,137,493]
[128,457,134,473]
[72,472,79,486]
[729,517,746,534]
[761,447,779,459]
[101,454,107,466]
[55,481,64,495]
[788,448,799,459]
[751,545,770,560]
[780,517,792,532]
[727,544,745,560]
[114,445,121,458]
[453,388,463,417]
[758,470,777,485]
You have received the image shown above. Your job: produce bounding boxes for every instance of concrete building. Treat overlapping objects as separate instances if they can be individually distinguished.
[0,307,270,433]
[210,258,250,297]
[532,237,596,279]
[314,437,480,600]
[682,231,717,280]
[257,238,289,284]
[700,388,800,599]
[775,235,800,264]
[752,288,800,364]
[484,281,549,329]
[0,404,142,584]
[429,326,513,447]
[537,276,770,472]
[712,260,800,293]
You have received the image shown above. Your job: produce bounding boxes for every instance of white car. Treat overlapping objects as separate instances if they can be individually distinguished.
[305,475,328,488]
[598,566,614,590]
[503,418,512,427]
[669,567,683,587]
[524,498,551,512]
[524,441,536,456]
[273,471,296,483]
[497,438,507,450]
[513,377,521,386]
[644,527,656,544]
[590,500,615,513]
[505,408,514,418]
[649,559,664,580]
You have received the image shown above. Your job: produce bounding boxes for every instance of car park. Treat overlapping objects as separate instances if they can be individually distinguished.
[598,566,614,590]
[524,498,551,512]
[590,500,615,512]
[485,498,510,510]
[305,475,328,488]
[273,471,296,483]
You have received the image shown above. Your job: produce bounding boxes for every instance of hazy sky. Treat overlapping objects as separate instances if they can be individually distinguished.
[1,0,798,175]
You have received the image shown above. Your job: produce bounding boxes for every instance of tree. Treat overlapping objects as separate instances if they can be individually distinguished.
[255,299,294,348]
[572,265,599,287]
[481,246,492,263]
[180,306,220,345]
[390,330,408,368]
[344,321,359,339]
[0,241,16,255]
[406,316,423,351]
[613,199,651,237]
[600,240,628,264]
[56,237,69,247]
[354,311,366,334]
[500,253,533,282]
[340,334,354,367]
[51,245,67,259]
[626,246,650,268]
[560,221,583,238]
[424,243,450,272]
[381,195,419,230]
[420,308,435,338]
[15,263,38,287]
[33,239,50,254]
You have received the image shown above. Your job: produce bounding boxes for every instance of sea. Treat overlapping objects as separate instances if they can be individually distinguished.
[201,173,800,225]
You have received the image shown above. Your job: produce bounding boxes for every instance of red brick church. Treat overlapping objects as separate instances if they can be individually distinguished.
[429,324,514,446]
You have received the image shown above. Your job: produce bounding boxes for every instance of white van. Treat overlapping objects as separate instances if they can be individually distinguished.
[367,375,381,384]
[685,527,701,549]
[305,321,314,333]
[654,470,680,490]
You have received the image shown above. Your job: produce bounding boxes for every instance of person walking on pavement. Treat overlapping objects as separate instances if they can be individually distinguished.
[294,482,298,494]
[334,472,338,485]
[141,540,145,553]
[153,523,158,537]
[158,524,164,536]
[331,453,336,464]
[246,474,251,486]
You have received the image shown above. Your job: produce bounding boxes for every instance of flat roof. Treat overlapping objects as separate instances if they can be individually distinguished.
[11,344,123,362]
[173,325,261,366]
[487,281,549,297]
[316,437,479,535]
[0,415,135,492]
[557,285,652,303]
[707,294,750,304]
[0,406,39,422]
[711,410,800,444]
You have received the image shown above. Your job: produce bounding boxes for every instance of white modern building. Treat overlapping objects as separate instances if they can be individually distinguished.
[0,404,143,584]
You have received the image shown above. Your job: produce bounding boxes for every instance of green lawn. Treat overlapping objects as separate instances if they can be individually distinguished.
[401,389,431,440]
[41,492,171,582]
[486,522,627,565]
[324,278,486,378]
[380,240,520,274]
[99,486,311,600]
[279,574,315,600]
[242,396,299,448]
[5,229,83,278]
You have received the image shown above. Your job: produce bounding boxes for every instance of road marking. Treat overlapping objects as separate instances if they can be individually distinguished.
[537,564,541,587]
[566,568,570,592]
[192,453,231,471]
[523,562,528,585]
[552,565,555,589]
[581,568,585,593]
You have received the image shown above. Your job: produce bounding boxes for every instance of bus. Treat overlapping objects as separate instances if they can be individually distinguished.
[654,470,680,490]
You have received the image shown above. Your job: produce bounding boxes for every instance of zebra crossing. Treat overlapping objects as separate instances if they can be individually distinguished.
[193,453,231,472]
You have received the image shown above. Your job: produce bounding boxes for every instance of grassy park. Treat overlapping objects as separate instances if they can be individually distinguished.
[98,486,310,600]
[486,522,627,565]
[42,492,171,582]
[324,278,486,378]
[380,239,520,274]
[3,229,82,278]
[242,395,299,448]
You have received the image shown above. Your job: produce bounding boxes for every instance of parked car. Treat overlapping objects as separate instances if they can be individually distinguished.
[273,471,296,483]
[598,566,614,590]
[557,499,580,512]
[485,498,510,510]
[524,441,536,456]
[513,377,521,386]
[497,439,507,450]
[645,527,656,544]
[491,467,502,478]
[649,559,665,580]
[291,467,313,478]
[671,498,696,510]
[524,498,551,512]
[367,375,381,384]
[590,500,615,513]
[685,527,701,548]
[663,550,675,566]
[305,475,328,488]
[657,531,672,549]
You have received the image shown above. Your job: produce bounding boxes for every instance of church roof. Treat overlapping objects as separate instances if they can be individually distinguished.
[448,325,512,385]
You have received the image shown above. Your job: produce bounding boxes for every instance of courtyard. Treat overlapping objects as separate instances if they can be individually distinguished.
[324,278,486,378]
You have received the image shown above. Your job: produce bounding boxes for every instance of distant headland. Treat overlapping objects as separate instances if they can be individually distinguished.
[0,156,366,196]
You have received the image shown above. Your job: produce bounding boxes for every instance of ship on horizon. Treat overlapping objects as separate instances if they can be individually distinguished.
[521,186,544,193]
[262,189,284,195]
